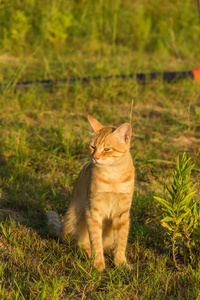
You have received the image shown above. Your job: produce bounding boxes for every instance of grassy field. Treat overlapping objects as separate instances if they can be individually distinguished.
[0,0,200,299]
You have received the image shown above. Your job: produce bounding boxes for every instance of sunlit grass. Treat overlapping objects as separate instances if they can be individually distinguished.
[0,0,200,298]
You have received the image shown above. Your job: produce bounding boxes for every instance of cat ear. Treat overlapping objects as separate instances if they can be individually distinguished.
[113,123,132,144]
[88,115,104,132]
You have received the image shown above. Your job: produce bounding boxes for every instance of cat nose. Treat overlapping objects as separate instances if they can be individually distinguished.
[93,156,99,161]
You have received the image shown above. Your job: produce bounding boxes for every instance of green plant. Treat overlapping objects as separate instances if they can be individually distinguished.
[10,10,30,54]
[195,107,200,119]
[45,9,73,47]
[154,153,200,268]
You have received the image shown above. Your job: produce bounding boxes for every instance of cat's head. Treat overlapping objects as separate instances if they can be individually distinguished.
[88,115,132,166]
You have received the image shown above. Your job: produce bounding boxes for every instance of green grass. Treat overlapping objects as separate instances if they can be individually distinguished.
[0,0,200,298]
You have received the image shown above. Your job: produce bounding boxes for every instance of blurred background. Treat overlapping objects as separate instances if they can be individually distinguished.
[0,0,200,82]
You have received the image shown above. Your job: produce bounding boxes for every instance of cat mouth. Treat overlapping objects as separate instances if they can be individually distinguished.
[91,158,103,165]
[92,159,100,164]
[92,159,112,166]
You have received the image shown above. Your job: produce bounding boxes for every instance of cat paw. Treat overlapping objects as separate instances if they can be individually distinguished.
[122,262,133,270]
[94,260,105,271]
[115,259,132,270]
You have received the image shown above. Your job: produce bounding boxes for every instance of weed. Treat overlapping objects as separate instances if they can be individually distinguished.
[154,153,200,268]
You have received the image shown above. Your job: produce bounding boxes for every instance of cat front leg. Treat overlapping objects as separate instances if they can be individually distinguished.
[113,207,130,268]
[86,208,105,270]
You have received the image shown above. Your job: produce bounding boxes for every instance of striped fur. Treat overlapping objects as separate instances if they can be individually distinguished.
[47,115,135,270]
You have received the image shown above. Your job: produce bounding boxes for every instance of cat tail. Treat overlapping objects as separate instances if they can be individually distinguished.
[46,211,62,238]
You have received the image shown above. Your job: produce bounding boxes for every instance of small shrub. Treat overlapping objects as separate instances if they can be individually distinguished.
[154,153,200,268]
[10,10,31,54]
[45,9,73,47]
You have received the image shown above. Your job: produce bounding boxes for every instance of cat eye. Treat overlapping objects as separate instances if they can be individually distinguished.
[104,148,111,152]
[90,145,95,150]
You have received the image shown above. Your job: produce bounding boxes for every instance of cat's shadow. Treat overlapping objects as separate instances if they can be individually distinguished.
[0,148,70,240]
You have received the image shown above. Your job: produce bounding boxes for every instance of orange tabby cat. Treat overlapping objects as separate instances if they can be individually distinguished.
[47,115,135,270]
